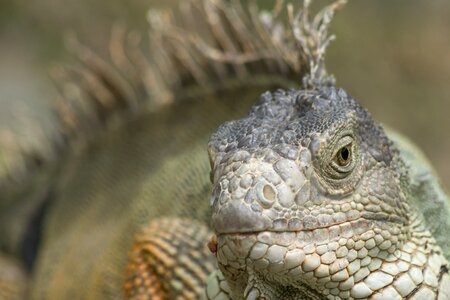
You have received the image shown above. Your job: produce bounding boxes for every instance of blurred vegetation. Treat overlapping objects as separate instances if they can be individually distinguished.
[0,0,449,189]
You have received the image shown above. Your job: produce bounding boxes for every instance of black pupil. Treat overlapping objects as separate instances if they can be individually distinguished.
[340,147,349,161]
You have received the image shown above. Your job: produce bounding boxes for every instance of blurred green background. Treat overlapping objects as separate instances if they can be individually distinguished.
[1,0,449,189]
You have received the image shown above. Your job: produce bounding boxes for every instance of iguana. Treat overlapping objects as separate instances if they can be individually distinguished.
[1,0,449,299]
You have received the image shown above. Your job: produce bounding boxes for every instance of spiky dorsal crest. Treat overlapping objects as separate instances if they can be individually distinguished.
[0,0,345,209]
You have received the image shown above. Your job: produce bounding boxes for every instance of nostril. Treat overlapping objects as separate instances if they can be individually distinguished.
[263,185,276,201]
[257,183,277,208]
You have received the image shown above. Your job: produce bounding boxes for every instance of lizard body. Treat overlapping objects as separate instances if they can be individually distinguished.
[0,0,449,299]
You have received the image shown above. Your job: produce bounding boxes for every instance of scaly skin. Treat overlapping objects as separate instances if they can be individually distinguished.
[124,218,216,299]
[207,88,450,299]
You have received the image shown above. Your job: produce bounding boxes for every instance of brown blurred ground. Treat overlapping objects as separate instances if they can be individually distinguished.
[0,0,449,190]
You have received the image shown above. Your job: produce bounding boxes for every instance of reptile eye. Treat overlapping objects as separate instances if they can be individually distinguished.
[336,144,352,166]
[328,135,355,177]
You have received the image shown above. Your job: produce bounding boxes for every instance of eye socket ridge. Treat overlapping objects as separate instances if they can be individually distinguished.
[313,132,361,194]
[330,135,356,174]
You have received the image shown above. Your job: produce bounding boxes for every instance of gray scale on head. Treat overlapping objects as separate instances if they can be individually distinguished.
[208,85,410,238]
[210,86,395,170]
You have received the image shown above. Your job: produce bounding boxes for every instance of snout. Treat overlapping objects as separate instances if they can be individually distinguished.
[211,152,311,234]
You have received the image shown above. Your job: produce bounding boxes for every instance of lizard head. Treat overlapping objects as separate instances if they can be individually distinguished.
[208,86,411,298]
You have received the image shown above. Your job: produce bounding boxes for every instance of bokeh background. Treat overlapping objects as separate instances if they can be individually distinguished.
[1,0,449,189]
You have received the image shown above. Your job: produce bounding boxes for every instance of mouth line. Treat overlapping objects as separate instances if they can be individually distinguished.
[216,218,357,236]
[215,214,400,236]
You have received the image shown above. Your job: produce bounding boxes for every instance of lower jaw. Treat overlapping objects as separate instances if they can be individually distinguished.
[214,231,327,298]
[214,220,390,297]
